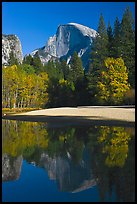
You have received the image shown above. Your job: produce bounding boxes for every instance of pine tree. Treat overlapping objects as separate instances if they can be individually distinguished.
[54,59,64,80]
[32,52,43,73]
[8,51,19,66]
[60,59,70,80]
[87,14,108,104]
[120,6,135,88]
[107,21,114,57]
[23,54,33,65]
[69,51,84,83]
[19,64,35,74]
[112,17,121,58]
[89,13,108,75]
[66,51,84,105]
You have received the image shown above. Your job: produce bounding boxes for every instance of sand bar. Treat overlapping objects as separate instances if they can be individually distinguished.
[2,106,135,127]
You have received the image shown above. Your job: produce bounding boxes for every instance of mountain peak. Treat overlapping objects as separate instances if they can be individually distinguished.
[29,22,98,68]
[67,22,97,38]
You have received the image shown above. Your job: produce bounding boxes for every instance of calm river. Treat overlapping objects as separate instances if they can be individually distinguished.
[2,120,135,202]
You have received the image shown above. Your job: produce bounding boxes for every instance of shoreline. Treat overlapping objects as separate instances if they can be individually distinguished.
[2,106,135,127]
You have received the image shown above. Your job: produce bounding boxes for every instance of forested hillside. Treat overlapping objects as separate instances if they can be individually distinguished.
[2,7,135,109]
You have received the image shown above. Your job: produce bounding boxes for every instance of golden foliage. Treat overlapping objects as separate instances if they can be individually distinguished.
[96,57,130,105]
[2,121,49,157]
[97,126,133,167]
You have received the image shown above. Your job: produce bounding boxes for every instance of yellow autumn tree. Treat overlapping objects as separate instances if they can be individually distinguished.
[96,57,130,105]
[2,65,49,109]
[2,65,19,108]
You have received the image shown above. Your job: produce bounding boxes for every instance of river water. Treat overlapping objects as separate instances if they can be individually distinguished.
[2,120,135,202]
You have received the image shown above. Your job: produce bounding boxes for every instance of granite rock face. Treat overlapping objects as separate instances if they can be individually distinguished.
[2,34,23,66]
[30,23,97,69]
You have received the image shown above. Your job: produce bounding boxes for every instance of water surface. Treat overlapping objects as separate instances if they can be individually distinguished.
[2,120,135,202]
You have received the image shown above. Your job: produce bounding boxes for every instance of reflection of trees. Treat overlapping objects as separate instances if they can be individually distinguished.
[87,126,135,202]
[2,120,135,201]
[2,120,49,157]
[2,121,86,164]
[97,126,133,167]
[46,127,85,164]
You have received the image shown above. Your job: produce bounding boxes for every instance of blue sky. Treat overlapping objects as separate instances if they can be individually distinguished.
[2,2,135,56]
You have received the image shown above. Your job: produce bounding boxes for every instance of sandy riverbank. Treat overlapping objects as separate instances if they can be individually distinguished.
[2,106,135,127]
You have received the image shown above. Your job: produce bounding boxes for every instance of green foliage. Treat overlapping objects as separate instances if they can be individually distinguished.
[90,14,108,76]
[112,17,121,58]
[32,52,44,73]
[58,79,75,106]
[19,64,35,74]
[47,78,75,107]
[44,60,66,107]
[44,60,63,81]
[23,53,44,74]
[120,7,135,88]
[66,52,84,105]
[8,51,19,66]
[111,8,135,88]
[60,59,70,80]
[68,51,84,83]
[23,54,33,65]
[107,22,114,57]
[87,14,109,105]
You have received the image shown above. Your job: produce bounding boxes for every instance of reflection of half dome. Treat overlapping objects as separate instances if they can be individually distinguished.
[39,149,96,193]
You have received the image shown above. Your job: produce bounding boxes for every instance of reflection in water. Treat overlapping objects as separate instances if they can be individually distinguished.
[2,154,23,182]
[39,151,96,193]
[2,120,135,202]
